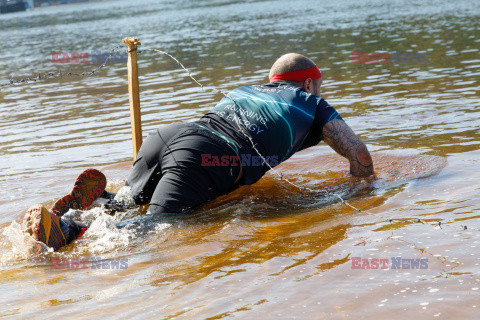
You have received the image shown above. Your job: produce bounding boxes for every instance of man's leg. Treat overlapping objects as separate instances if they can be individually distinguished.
[147,126,242,215]
[21,123,240,251]
[147,170,219,214]
[126,123,186,206]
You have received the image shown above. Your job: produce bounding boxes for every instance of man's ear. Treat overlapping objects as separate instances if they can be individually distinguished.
[303,78,313,93]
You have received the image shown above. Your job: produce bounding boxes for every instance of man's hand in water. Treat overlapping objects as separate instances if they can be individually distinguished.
[322,119,374,177]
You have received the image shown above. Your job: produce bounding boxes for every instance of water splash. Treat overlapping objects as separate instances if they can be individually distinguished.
[1,221,52,263]
[1,204,171,262]
[114,186,136,209]
[75,208,134,254]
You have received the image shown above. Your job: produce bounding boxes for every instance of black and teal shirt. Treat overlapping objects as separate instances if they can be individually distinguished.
[197,82,342,185]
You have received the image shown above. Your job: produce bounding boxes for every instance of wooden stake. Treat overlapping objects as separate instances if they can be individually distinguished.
[122,37,142,160]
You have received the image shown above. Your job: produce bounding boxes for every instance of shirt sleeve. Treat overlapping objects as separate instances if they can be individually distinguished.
[299,98,343,150]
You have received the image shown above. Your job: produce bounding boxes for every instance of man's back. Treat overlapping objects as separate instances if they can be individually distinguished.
[198,83,342,184]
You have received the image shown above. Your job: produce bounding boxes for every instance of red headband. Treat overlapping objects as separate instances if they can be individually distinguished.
[269,65,322,83]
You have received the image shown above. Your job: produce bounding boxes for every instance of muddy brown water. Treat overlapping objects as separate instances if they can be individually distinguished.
[1,0,479,319]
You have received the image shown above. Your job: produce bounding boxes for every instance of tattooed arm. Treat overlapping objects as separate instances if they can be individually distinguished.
[322,119,374,177]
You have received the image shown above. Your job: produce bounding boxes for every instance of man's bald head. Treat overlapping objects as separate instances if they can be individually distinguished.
[269,53,323,96]
[269,53,316,80]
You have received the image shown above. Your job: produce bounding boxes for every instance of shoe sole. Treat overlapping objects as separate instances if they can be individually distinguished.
[52,169,107,216]
[22,205,66,252]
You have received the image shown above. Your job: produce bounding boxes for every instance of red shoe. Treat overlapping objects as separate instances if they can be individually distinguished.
[52,169,107,216]
[22,205,66,252]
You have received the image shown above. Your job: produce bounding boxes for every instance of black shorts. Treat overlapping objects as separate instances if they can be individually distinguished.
[126,122,242,214]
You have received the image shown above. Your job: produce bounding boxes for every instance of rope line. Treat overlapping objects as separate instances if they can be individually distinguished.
[0,45,123,87]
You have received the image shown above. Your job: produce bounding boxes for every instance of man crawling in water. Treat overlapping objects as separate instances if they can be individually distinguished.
[22,53,374,252]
